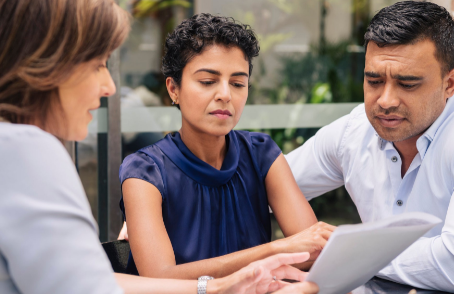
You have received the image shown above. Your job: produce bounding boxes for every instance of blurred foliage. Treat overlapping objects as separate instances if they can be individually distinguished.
[242,0,370,226]
[129,0,193,105]
[277,42,365,105]
[311,83,332,104]
[250,40,365,156]
[131,0,191,18]
[258,33,293,53]
[245,0,367,156]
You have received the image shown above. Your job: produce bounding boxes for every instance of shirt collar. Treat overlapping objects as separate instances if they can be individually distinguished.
[417,96,454,159]
[422,96,454,141]
[376,95,454,158]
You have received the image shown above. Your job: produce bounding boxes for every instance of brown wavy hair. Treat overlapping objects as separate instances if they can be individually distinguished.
[0,0,130,125]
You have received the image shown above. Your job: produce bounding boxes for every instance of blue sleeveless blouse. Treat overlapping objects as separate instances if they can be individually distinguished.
[119,130,281,274]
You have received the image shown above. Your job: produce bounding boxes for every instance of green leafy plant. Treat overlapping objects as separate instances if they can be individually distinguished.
[132,0,191,18]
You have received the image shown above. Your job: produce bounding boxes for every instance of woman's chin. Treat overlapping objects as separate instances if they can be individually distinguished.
[68,128,89,142]
[205,125,234,137]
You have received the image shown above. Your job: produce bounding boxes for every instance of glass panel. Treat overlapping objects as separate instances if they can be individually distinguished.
[78,135,99,221]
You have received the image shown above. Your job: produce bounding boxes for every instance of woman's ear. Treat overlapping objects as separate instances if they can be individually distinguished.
[166,77,179,104]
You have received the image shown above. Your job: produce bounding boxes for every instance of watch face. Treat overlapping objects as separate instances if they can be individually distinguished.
[198,276,214,281]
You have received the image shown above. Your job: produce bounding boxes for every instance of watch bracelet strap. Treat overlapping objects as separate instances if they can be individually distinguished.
[197,279,208,294]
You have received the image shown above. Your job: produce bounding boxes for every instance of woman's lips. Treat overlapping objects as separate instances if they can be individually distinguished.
[210,109,232,120]
[376,115,405,128]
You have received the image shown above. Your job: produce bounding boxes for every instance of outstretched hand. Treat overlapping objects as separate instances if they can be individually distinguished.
[212,252,318,294]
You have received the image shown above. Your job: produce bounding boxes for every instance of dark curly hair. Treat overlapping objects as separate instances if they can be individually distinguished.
[364,1,454,75]
[162,13,260,87]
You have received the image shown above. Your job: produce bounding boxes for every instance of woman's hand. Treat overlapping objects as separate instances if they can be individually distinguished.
[275,222,336,270]
[209,252,318,294]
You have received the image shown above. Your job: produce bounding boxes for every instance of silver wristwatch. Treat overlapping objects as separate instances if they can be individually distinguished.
[197,276,214,294]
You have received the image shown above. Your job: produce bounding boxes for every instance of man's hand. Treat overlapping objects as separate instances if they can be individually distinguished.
[209,252,318,294]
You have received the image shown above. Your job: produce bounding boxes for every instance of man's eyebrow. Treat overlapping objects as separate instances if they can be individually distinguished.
[391,74,423,81]
[364,71,423,81]
[194,68,221,75]
[364,71,382,78]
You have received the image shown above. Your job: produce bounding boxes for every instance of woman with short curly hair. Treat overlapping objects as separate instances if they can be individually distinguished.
[120,13,335,280]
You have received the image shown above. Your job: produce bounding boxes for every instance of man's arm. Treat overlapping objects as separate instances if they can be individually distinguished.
[285,114,350,200]
[376,191,454,292]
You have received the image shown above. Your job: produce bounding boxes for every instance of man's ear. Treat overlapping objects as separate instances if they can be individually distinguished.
[444,68,454,100]
[166,77,179,103]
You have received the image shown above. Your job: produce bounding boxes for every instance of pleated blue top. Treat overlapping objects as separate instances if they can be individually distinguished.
[119,130,281,274]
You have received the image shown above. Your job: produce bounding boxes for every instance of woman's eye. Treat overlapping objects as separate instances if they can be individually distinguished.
[200,81,215,86]
[232,83,246,88]
[97,64,107,71]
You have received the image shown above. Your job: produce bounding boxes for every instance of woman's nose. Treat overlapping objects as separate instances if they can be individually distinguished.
[215,81,231,102]
[102,70,116,97]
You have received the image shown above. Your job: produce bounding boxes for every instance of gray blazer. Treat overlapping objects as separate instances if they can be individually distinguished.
[0,123,123,294]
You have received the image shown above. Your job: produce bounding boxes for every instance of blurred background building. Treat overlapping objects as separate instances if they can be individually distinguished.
[74,0,454,241]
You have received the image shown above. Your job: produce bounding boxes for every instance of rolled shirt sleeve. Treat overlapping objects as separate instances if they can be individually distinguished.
[285,114,348,200]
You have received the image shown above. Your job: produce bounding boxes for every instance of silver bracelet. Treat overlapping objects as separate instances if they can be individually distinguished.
[197,276,214,294]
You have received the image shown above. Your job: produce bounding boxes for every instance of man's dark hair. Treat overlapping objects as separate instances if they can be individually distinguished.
[364,1,454,74]
[162,13,260,87]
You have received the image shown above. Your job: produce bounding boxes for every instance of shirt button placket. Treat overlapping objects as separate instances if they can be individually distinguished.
[389,154,404,212]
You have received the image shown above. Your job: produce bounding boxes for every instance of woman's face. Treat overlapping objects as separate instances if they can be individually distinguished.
[56,57,115,141]
[168,45,249,137]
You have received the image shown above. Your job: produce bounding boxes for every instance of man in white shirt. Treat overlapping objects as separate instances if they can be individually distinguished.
[286,1,454,292]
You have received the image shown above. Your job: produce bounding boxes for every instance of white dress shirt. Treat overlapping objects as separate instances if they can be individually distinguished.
[286,98,454,292]
[0,123,123,294]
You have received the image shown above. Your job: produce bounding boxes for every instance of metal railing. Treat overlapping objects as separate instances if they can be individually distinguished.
[90,103,360,133]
